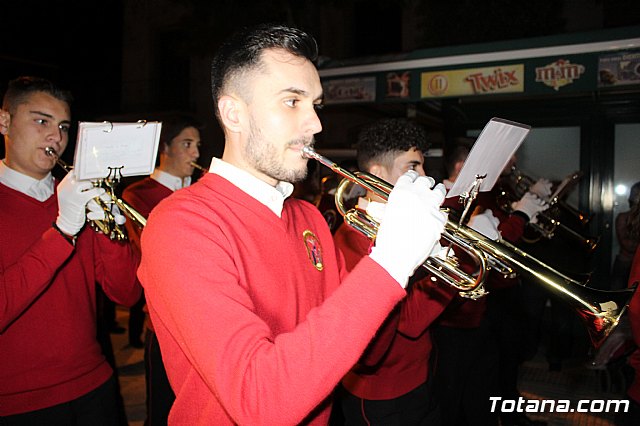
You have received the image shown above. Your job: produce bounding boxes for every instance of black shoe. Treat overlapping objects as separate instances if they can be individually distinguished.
[129,339,144,349]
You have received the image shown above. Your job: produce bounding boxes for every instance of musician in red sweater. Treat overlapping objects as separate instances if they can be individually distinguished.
[138,24,449,425]
[432,144,548,426]
[123,114,203,425]
[0,76,140,424]
[333,117,457,425]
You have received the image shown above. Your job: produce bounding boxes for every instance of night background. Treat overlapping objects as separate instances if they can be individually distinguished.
[3,0,639,161]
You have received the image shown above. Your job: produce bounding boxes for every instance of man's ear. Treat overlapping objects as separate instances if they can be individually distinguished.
[218,95,243,134]
[369,163,385,181]
[0,109,10,136]
[162,140,173,155]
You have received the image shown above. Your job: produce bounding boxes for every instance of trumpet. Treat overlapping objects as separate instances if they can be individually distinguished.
[191,161,208,173]
[45,147,147,240]
[302,146,636,348]
[500,167,598,251]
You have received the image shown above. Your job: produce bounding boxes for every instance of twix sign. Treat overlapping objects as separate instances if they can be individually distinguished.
[421,64,524,98]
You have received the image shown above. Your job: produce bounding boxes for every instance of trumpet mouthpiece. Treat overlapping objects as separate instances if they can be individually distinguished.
[301,146,316,159]
[44,147,58,158]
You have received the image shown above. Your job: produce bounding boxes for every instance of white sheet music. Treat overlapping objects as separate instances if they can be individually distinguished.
[447,118,531,199]
[73,121,162,180]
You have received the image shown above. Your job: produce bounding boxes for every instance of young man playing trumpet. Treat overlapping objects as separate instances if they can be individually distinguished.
[137,24,448,425]
[122,113,203,425]
[0,76,140,424]
[332,117,457,425]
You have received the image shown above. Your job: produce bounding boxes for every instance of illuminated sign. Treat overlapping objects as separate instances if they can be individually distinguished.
[421,65,524,98]
[323,77,376,104]
[535,59,585,91]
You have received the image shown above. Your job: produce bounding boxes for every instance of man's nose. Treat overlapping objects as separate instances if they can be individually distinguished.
[305,109,322,136]
[47,125,64,142]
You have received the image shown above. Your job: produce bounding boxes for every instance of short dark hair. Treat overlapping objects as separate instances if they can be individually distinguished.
[356,118,430,172]
[158,114,203,152]
[444,144,470,178]
[210,23,318,123]
[2,76,73,114]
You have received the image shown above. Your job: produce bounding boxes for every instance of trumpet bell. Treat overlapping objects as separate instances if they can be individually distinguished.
[571,285,637,348]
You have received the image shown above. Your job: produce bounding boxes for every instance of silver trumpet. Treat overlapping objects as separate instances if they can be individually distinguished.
[45,147,147,240]
[302,146,636,348]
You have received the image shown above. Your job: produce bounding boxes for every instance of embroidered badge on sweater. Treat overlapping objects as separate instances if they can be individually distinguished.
[302,230,323,271]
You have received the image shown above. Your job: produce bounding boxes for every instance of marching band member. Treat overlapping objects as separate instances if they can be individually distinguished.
[333,117,456,425]
[122,114,203,425]
[137,24,447,425]
[0,76,140,424]
[432,144,548,426]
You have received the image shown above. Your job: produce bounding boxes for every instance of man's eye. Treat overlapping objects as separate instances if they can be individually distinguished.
[59,124,70,133]
[182,142,191,148]
[314,103,324,111]
[284,99,298,108]
[36,119,48,125]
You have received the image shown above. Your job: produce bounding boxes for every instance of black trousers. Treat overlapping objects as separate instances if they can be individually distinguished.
[431,322,500,426]
[144,329,175,426]
[0,375,119,426]
[339,380,440,426]
[129,292,146,345]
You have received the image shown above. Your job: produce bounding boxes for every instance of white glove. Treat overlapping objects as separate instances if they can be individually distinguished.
[511,192,548,221]
[369,171,447,288]
[365,200,386,223]
[111,203,126,226]
[529,178,553,200]
[86,192,109,221]
[56,172,106,236]
[468,209,501,241]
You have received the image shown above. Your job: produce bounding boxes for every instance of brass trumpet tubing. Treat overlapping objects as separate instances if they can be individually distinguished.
[45,147,146,239]
[114,197,147,229]
[303,146,637,348]
[305,146,488,295]
[343,208,488,294]
[191,162,207,173]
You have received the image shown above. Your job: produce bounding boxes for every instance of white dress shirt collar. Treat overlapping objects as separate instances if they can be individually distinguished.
[208,157,294,218]
[151,169,191,191]
[0,159,55,201]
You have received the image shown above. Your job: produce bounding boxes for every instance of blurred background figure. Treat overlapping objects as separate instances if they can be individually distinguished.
[333,117,455,425]
[122,113,204,425]
[611,181,640,291]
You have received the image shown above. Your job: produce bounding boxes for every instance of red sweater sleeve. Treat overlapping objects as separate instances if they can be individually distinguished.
[0,228,73,332]
[399,277,456,338]
[92,232,141,307]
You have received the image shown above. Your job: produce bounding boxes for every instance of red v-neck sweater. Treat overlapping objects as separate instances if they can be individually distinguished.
[335,223,455,399]
[138,173,406,425]
[0,182,140,415]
